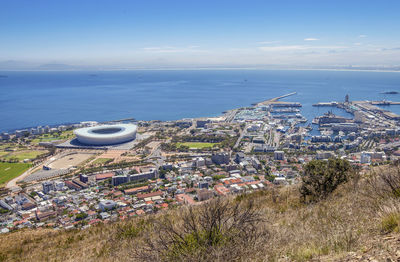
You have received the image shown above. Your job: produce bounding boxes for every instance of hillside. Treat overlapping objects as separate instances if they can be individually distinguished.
[1,164,400,261]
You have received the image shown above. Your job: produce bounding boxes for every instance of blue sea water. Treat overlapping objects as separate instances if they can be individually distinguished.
[0,69,400,133]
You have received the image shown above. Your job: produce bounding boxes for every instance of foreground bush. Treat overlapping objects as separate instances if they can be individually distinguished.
[136,197,267,261]
[300,158,352,202]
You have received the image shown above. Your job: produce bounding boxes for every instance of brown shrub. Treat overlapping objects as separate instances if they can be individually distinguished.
[365,163,400,200]
[134,197,267,262]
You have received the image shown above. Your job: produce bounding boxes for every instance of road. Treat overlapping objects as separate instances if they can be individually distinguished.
[6,166,35,192]
[233,126,245,149]
[145,140,167,168]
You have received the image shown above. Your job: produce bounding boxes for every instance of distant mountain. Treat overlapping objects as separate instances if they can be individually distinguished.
[0,60,38,70]
[37,63,76,70]
[0,60,399,71]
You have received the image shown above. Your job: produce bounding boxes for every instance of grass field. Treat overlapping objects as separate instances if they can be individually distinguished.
[10,151,45,161]
[0,162,31,185]
[0,143,18,150]
[0,152,8,157]
[30,130,75,144]
[92,158,113,165]
[0,150,46,161]
[176,142,219,149]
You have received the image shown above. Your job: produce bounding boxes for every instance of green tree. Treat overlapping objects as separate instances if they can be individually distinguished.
[75,212,88,221]
[300,158,352,202]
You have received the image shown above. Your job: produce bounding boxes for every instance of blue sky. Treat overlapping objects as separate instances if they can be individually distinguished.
[1,0,400,68]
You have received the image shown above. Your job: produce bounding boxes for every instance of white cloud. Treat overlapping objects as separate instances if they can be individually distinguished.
[258,45,347,52]
[353,43,362,46]
[359,34,367,38]
[304,38,319,41]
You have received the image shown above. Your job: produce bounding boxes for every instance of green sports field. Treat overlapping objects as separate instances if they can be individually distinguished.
[0,162,31,186]
[0,150,47,162]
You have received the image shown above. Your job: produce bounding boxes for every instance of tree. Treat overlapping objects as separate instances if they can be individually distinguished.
[300,158,352,202]
[75,212,88,221]
[212,175,226,181]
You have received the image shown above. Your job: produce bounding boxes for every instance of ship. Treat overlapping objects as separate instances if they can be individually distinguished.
[380,91,399,94]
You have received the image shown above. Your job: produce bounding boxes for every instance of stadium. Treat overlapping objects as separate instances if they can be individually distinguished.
[73,124,137,145]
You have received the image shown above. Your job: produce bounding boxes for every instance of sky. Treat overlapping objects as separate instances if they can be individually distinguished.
[1,0,400,69]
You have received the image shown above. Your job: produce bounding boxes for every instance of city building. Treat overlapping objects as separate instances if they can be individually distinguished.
[211,152,230,165]
[112,169,158,186]
[361,153,371,164]
[274,151,285,161]
[235,152,245,163]
[198,181,209,189]
[42,181,54,194]
[99,200,116,211]
[79,174,88,183]
[193,157,206,168]
[196,120,210,128]
[316,151,334,160]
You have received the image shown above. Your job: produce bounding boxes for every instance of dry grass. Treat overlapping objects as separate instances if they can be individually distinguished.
[2,166,400,261]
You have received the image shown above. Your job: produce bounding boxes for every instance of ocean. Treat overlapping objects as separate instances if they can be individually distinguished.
[1,69,400,133]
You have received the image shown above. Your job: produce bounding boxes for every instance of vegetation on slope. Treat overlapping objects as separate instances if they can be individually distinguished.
[2,160,400,261]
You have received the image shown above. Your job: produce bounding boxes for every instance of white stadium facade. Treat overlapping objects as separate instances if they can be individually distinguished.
[73,124,137,145]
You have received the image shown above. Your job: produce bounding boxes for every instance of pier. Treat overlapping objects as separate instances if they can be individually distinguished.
[268,92,297,102]
[254,92,298,107]
[271,108,300,113]
[271,102,302,107]
[101,118,136,124]
[313,102,339,107]
[370,101,400,105]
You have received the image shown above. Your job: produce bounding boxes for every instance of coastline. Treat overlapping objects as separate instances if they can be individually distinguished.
[1,69,400,133]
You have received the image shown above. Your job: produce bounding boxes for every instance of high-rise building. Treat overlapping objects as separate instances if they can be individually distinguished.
[42,181,54,194]
[198,181,209,189]
[79,174,89,183]
[274,151,285,161]
[211,152,230,165]
[361,153,371,164]
[112,175,128,186]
